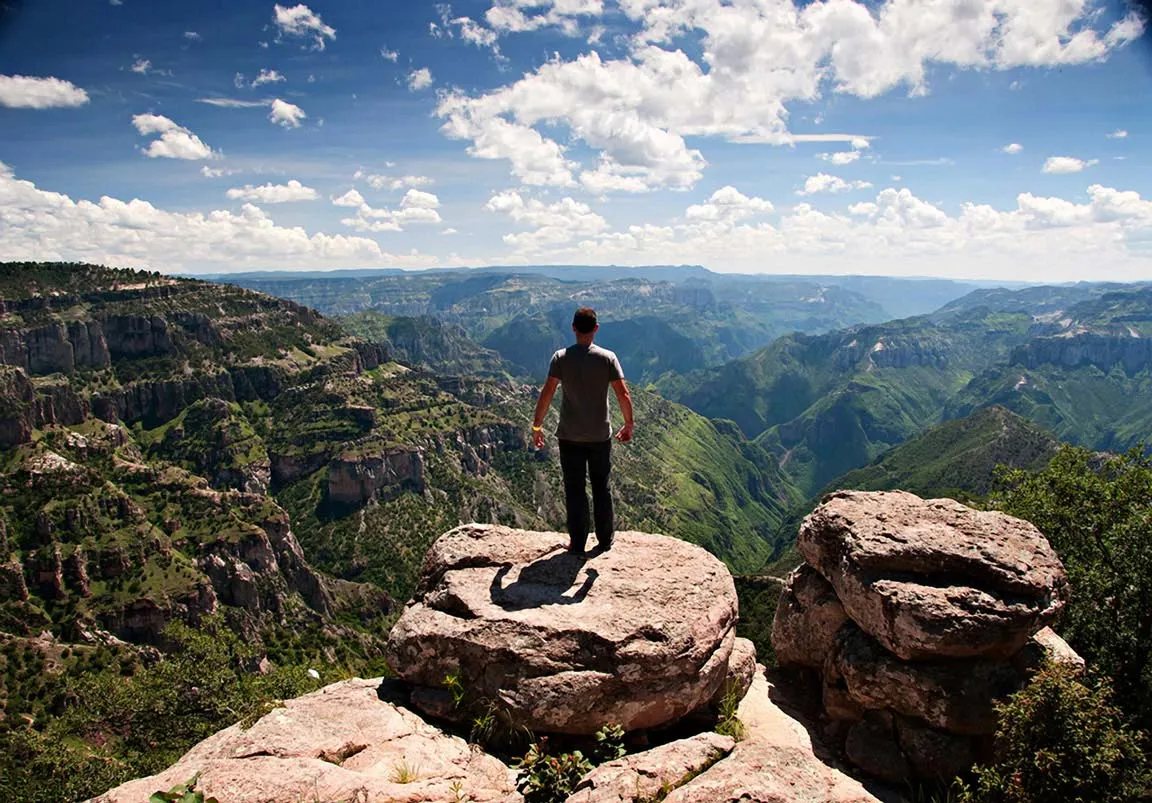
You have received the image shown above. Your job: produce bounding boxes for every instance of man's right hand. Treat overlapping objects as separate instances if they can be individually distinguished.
[533,428,545,449]
[615,423,634,443]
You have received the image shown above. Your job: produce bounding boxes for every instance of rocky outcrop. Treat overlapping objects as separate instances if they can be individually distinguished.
[0,558,29,601]
[386,524,740,734]
[0,367,36,447]
[326,446,426,506]
[772,564,847,670]
[798,490,1067,661]
[35,381,89,427]
[1012,332,1152,375]
[774,490,1078,784]
[659,669,881,803]
[567,732,736,803]
[88,678,521,803]
[461,423,524,475]
[0,321,111,375]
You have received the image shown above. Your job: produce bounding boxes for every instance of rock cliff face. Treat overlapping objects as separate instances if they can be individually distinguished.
[773,490,1078,784]
[326,447,426,506]
[1011,332,1152,374]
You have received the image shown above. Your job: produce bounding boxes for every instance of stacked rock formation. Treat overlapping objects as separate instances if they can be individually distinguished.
[95,524,889,802]
[386,523,752,734]
[773,490,1078,784]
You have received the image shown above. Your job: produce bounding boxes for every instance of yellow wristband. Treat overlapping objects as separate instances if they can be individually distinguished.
[532,425,543,431]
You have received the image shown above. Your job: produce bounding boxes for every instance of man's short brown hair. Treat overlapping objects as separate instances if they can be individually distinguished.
[572,306,598,334]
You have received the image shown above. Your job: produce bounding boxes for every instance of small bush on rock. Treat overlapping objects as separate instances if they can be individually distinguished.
[515,738,592,803]
[957,662,1149,803]
[515,724,627,803]
[148,774,219,803]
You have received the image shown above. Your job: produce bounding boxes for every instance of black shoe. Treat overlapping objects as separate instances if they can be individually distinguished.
[568,538,587,554]
[592,537,613,553]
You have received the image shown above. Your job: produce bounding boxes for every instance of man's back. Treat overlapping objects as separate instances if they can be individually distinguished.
[549,343,623,442]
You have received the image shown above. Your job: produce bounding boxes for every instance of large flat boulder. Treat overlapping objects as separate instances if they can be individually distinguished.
[799,491,1068,660]
[386,524,739,734]
[89,678,520,803]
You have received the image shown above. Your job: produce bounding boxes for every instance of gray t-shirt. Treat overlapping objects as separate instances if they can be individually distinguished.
[548,343,624,442]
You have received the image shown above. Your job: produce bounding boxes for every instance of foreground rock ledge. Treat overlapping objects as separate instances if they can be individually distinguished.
[386,524,739,734]
[89,678,518,803]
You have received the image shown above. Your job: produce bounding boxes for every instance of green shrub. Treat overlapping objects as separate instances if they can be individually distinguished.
[515,724,626,803]
[714,682,746,742]
[515,739,593,803]
[957,663,1149,803]
[991,446,1152,728]
[149,774,220,803]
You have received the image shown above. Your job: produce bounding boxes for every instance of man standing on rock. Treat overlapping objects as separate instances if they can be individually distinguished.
[531,307,634,554]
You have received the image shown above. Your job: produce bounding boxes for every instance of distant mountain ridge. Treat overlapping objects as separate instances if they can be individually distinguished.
[660,282,1152,497]
[217,268,1007,385]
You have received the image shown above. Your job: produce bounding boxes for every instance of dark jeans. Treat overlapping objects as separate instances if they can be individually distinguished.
[558,439,613,551]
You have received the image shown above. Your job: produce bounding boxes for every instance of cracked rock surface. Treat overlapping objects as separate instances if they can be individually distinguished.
[386,524,739,734]
[799,490,1068,660]
[89,678,520,803]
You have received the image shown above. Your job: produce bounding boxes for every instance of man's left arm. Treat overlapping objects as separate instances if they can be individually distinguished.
[532,377,560,448]
[612,379,634,443]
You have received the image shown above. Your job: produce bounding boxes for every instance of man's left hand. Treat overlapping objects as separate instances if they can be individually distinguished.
[532,428,545,449]
[615,423,634,443]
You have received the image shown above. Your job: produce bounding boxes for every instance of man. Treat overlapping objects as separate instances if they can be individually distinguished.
[531,307,634,554]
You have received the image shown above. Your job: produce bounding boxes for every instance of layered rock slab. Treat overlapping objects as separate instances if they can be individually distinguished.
[90,678,520,803]
[661,669,882,803]
[799,490,1068,660]
[566,732,735,803]
[386,524,738,734]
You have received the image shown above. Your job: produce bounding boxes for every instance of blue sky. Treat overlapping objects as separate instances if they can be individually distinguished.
[1,0,1152,280]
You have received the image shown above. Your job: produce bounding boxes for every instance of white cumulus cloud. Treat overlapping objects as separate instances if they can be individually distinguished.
[818,151,862,166]
[332,189,366,207]
[484,189,608,250]
[685,186,774,222]
[798,174,873,195]
[1043,156,1098,174]
[1107,129,1128,139]
[1003,143,1024,154]
[251,69,286,87]
[269,98,306,128]
[273,3,336,50]
[0,75,89,109]
[0,161,431,273]
[132,114,218,160]
[338,189,445,232]
[225,180,318,203]
[408,68,434,91]
[434,0,1141,193]
[354,171,434,191]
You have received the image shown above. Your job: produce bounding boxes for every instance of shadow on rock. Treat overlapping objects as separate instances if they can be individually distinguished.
[489,549,598,610]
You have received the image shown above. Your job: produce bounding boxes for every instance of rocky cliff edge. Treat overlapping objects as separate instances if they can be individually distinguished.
[93,526,883,803]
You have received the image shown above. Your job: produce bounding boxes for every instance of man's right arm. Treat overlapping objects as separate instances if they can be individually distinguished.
[612,379,634,443]
[532,377,559,448]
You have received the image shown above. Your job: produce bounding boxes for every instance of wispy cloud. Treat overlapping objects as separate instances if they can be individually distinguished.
[197,97,269,108]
